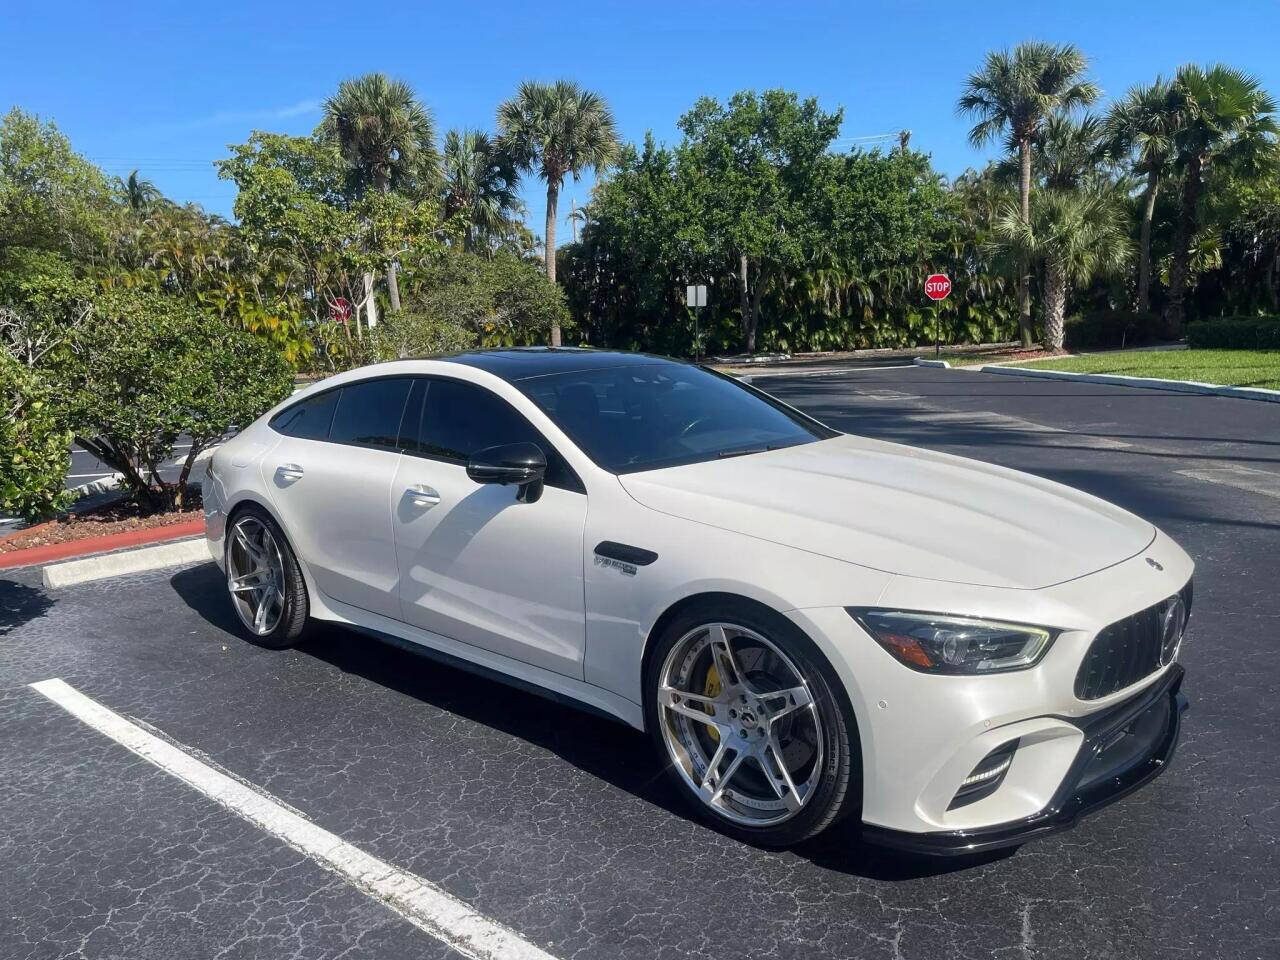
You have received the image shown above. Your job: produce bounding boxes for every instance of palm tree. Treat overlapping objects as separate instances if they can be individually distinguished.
[1163,64,1278,335]
[958,42,1100,346]
[497,80,619,346]
[123,170,164,216]
[321,73,435,315]
[1104,80,1182,313]
[994,189,1131,350]
[441,129,522,255]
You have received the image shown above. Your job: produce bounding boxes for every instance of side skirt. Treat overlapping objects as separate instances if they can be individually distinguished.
[311,594,646,731]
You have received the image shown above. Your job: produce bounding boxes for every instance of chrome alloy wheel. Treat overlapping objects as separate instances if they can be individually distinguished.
[227,516,287,636]
[657,622,825,827]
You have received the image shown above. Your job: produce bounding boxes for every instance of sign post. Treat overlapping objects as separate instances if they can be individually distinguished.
[686,283,707,361]
[924,273,951,357]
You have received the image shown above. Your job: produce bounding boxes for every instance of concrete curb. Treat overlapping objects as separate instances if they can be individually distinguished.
[978,365,1280,403]
[42,537,213,589]
[912,358,950,369]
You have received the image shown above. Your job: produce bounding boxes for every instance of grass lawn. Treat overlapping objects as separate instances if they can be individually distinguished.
[1016,349,1280,390]
[934,346,1063,367]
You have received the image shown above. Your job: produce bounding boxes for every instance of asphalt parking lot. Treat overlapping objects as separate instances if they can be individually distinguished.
[2,365,1277,960]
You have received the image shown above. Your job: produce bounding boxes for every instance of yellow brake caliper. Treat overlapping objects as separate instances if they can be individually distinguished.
[703,663,722,743]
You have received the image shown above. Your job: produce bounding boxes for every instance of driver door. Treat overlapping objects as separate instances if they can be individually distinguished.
[391,377,589,678]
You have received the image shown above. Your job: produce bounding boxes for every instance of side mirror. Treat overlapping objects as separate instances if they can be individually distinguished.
[466,441,547,502]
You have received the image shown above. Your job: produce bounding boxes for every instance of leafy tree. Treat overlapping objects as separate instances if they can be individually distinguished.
[0,351,72,521]
[959,43,1099,345]
[497,80,619,345]
[321,73,437,315]
[1105,79,1182,312]
[994,189,1131,350]
[58,293,292,508]
[1164,64,1278,335]
[0,108,116,263]
[441,129,523,254]
[677,90,842,352]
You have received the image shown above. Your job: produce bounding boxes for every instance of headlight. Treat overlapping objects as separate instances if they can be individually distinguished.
[847,609,1055,675]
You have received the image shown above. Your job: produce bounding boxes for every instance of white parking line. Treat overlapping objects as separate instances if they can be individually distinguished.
[1176,465,1280,501]
[29,678,559,960]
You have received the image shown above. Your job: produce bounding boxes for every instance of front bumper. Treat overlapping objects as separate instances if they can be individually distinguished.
[862,664,1188,856]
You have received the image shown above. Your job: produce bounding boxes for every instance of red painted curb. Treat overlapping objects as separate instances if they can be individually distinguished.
[0,519,206,571]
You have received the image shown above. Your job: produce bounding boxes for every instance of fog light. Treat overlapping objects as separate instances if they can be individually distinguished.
[949,739,1019,810]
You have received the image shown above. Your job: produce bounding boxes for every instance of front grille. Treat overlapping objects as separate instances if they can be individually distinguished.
[1075,580,1193,701]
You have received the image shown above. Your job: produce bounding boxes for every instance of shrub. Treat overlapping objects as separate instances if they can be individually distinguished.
[58,292,293,508]
[0,352,73,521]
[368,310,477,361]
[1064,310,1165,350]
[1185,317,1280,349]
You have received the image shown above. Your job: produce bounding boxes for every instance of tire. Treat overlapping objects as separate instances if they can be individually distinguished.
[644,598,859,848]
[224,505,309,649]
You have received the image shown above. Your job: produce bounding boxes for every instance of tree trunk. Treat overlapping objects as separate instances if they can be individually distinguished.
[739,254,757,353]
[362,272,377,332]
[1042,259,1068,351]
[377,176,402,314]
[1165,153,1201,338]
[1018,137,1034,347]
[1137,170,1160,314]
[544,181,561,347]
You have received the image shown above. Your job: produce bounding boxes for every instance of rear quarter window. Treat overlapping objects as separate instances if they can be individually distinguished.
[269,390,338,440]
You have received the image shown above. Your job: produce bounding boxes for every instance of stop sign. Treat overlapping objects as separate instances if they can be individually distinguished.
[331,297,351,324]
[924,274,952,301]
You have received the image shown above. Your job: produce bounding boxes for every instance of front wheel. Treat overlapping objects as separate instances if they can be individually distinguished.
[645,602,858,847]
[225,507,309,649]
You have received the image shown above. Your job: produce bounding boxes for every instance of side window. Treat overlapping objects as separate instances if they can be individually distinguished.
[329,378,413,450]
[415,378,582,492]
[269,390,338,441]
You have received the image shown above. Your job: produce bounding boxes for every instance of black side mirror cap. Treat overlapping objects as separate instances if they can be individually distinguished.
[466,442,547,502]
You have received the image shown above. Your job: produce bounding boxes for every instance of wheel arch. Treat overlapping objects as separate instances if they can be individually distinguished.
[640,591,862,748]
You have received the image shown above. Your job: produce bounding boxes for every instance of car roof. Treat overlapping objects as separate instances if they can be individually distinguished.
[432,347,690,382]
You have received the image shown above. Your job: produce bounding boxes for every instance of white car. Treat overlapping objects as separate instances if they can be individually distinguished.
[205,348,1192,854]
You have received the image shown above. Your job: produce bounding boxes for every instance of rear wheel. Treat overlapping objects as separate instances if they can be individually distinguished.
[225,507,308,649]
[645,601,858,847]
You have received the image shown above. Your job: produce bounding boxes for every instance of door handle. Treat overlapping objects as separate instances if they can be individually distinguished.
[405,483,441,507]
[276,462,305,481]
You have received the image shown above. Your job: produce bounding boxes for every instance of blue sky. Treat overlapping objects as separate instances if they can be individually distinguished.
[4,1,1278,237]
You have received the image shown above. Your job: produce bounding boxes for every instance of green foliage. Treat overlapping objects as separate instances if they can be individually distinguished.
[400,251,567,347]
[0,108,116,261]
[1185,317,1280,349]
[366,310,478,361]
[0,351,73,521]
[58,293,293,507]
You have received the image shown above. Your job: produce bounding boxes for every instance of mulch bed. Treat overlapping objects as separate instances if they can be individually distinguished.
[965,346,1070,363]
[0,493,204,554]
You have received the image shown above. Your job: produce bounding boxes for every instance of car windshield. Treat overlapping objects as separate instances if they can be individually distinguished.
[517,363,836,473]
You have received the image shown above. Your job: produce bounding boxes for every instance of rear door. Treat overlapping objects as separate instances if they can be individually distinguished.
[391,376,589,678]
[265,377,412,619]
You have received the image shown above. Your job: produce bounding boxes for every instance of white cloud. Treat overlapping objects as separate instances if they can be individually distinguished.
[144,98,323,134]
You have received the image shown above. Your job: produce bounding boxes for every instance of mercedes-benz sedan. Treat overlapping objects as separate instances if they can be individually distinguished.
[205,348,1192,853]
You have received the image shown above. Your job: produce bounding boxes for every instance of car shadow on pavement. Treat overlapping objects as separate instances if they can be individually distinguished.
[171,563,1004,882]
[0,576,56,636]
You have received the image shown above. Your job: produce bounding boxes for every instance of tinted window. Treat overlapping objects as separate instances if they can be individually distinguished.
[329,378,413,449]
[518,364,834,473]
[270,390,338,441]
[413,378,580,491]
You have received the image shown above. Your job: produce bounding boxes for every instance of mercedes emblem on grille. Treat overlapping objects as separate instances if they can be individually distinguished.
[1146,557,1164,571]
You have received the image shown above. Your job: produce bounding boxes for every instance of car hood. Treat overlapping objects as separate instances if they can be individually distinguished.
[618,434,1155,590]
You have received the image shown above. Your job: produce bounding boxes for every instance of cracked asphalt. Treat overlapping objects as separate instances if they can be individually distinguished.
[2,366,1277,960]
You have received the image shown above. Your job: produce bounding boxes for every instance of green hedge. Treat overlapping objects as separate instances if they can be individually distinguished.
[1186,317,1280,349]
